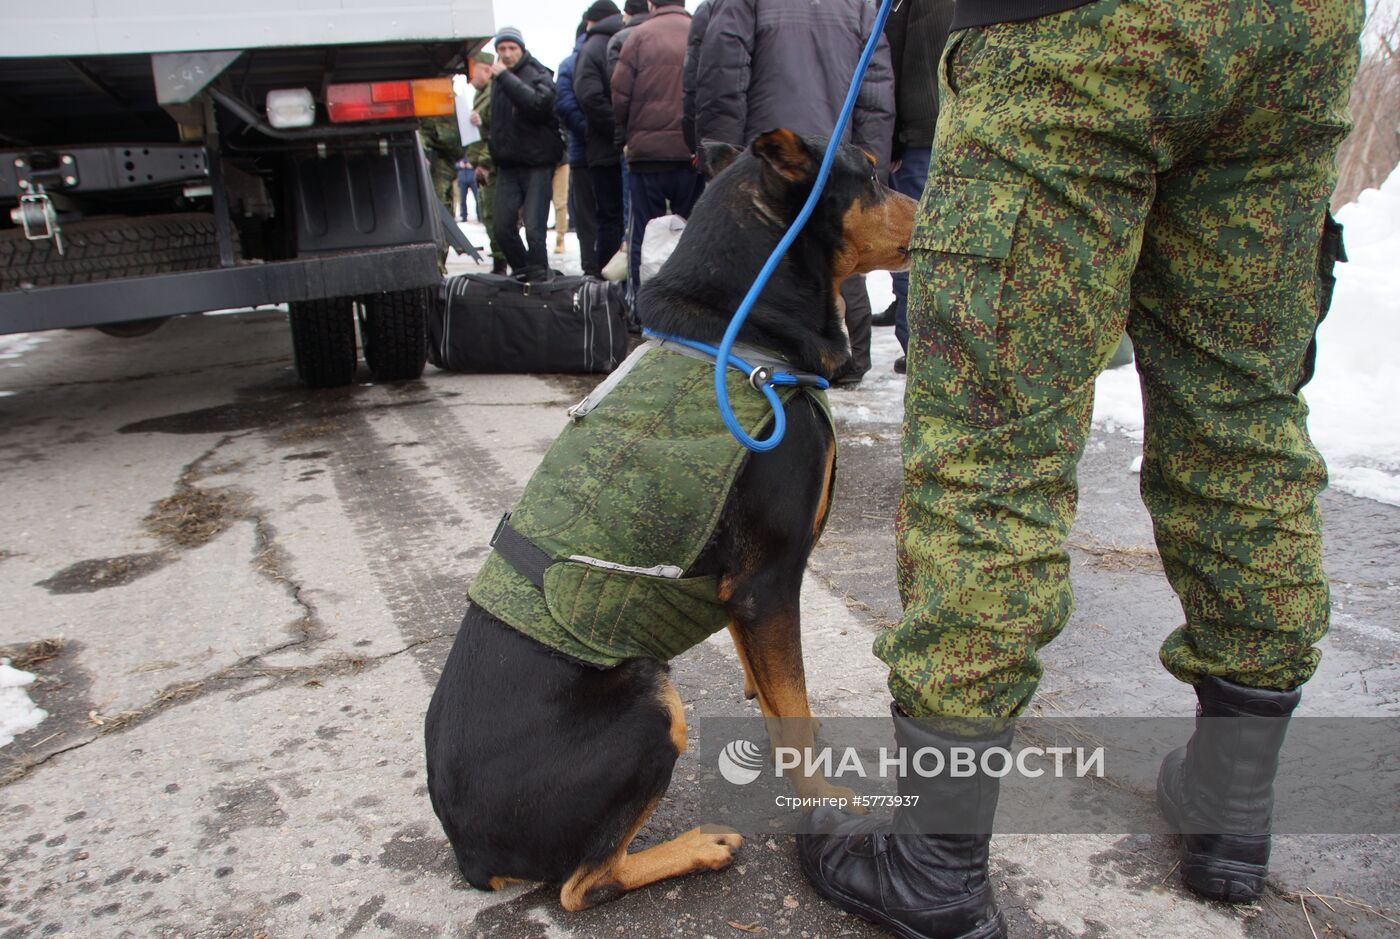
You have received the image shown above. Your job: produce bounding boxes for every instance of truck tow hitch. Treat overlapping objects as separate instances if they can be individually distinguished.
[10,186,64,256]
[9,155,73,255]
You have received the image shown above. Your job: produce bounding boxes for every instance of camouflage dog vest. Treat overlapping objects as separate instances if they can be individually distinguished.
[468,341,834,667]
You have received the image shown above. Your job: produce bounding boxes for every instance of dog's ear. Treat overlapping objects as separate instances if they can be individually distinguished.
[752,129,818,184]
[698,140,743,179]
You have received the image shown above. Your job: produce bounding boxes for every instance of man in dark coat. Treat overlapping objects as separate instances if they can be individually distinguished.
[612,0,703,302]
[487,26,564,281]
[680,0,714,157]
[573,1,628,273]
[607,0,652,77]
[695,0,895,386]
[556,22,600,275]
[873,0,955,373]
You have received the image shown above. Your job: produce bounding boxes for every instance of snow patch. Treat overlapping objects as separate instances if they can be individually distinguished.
[0,332,49,363]
[866,270,895,313]
[1091,366,1145,441]
[0,659,48,748]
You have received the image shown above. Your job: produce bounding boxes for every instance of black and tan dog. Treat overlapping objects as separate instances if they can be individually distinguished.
[425,129,916,911]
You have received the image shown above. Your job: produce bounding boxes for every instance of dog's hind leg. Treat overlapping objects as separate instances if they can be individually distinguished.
[559,808,744,911]
[558,680,742,911]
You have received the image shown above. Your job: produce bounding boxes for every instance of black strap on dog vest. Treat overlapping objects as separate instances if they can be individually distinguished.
[489,513,552,589]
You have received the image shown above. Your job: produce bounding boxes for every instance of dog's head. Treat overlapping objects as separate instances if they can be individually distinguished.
[641,129,916,378]
[703,129,915,278]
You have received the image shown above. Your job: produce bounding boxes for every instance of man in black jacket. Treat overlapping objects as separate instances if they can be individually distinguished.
[488,26,564,281]
[874,0,955,374]
[556,22,600,275]
[574,1,628,273]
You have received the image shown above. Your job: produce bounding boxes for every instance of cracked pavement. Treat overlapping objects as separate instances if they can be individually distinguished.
[0,310,1396,938]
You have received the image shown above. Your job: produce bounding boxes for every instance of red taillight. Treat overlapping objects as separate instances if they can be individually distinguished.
[326,78,454,123]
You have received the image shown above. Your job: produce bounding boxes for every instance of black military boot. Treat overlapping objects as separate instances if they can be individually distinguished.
[1156,675,1301,903]
[797,706,1009,939]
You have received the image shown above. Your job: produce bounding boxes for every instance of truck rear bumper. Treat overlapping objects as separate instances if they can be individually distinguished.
[0,244,441,334]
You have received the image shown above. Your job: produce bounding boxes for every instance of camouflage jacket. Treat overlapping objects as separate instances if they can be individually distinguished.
[468,343,834,667]
[419,115,462,162]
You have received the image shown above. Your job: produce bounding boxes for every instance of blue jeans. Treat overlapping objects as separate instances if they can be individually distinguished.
[889,147,932,353]
[457,170,478,220]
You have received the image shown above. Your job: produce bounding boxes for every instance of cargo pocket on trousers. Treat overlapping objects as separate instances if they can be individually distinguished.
[910,177,1029,384]
[1295,211,1346,393]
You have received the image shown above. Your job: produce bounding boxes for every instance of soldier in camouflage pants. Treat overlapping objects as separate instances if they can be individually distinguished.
[419,115,463,214]
[883,0,1363,722]
[800,3,1363,934]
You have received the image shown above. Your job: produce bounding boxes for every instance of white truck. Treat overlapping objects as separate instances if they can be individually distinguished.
[0,1,494,386]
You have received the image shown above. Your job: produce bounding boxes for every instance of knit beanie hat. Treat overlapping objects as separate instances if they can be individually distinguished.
[493,26,526,49]
[584,1,621,23]
[624,0,649,14]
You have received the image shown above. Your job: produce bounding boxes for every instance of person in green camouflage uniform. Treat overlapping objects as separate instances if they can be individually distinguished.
[883,0,1363,722]
[798,4,1364,935]
[419,115,462,213]
[464,53,505,271]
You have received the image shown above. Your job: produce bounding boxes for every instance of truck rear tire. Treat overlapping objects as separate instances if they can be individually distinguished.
[289,297,357,388]
[0,214,226,290]
[95,318,168,338]
[359,287,429,382]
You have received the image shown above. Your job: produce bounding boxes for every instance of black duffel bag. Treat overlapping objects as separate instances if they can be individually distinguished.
[429,273,629,374]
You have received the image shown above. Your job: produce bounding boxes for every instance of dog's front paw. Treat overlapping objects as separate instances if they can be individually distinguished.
[798,780,867,815]
[684,828,744,870]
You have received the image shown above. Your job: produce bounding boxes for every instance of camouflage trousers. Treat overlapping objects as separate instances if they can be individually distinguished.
[430,157,457,214]
[880,0,1363,720]
[476,176,500,262]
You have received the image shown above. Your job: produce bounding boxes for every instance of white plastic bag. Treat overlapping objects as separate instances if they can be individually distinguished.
[601,246,628,282]
[639,214,687,284]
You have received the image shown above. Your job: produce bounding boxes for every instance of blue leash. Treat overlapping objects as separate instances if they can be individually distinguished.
[707,0,899,452]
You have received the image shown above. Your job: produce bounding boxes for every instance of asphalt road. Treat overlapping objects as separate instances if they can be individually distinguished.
[0,297,1396,939]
